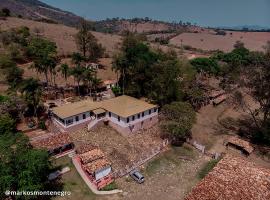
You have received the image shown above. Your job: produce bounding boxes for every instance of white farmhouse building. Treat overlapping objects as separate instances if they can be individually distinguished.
[52,95,159,135]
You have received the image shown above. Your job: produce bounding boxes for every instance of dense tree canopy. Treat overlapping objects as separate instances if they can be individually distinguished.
[160,101,196,145]
[113,33,185,105]
[27,37,58,86]
[0,114,51,199]
[190,57,220,75]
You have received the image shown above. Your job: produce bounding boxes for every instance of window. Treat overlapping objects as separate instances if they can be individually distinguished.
[75,116,79,121]
[118,116,120,122]
[149,109,152,115]
[83,114,86,119]
[142,112,145,117]
[66,119,73,125]
[137,113,140,119]
[132,116,135,121]
[109,112,111,117]
[154,108,157,112]
[127,117,130,123]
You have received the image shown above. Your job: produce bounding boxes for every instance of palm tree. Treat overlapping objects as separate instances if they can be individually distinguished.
[58,63,70,86]
[112,53,128,94]
[92,75,102,92]
[70,65,85,95]
[82,66,95,96]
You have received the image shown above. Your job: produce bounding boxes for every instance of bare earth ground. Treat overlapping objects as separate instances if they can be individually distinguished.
[70,124,163,171]
[0,17,122,56]
[170,31,270,52]
[192,102,270,168]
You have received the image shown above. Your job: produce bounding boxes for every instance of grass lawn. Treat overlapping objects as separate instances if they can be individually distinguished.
[51,156,98,200]
[145,144,198,176]
[116,144,208,200]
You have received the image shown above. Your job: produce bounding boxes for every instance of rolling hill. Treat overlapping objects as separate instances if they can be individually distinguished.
[0,0,83,26]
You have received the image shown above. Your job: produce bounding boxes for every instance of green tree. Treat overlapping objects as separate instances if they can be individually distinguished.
[70,65,85,95]
[75,19,92,57]
[0,55,24,89]
[20,78,41,118]
[86,36,105,62]
[27,37,57,86]
[146,58,183,106]
[160,101,196,145]
[0,132,51,199]
[71,52,85,65]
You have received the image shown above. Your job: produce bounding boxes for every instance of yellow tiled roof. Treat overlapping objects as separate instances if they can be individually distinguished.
[53,95,157,119]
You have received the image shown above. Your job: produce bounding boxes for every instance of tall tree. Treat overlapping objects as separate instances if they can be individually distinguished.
[76,19,104,61]
[70,65,85,95]
[27,37,57,86]
[20,78,41,118]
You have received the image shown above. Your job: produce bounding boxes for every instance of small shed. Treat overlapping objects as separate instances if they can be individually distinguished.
[83,158,112,181]
[225,136,254,156]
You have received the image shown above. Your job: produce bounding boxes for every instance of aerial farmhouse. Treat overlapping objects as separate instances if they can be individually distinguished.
[52,95,159,135]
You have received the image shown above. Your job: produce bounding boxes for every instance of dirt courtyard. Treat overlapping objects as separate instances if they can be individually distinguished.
[70,124,164,171]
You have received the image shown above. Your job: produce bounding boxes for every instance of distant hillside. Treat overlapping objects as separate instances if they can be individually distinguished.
[0,17,122,56]
[0,0,83,27]
[94,18,198,34]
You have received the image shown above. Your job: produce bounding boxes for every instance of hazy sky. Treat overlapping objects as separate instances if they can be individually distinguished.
[41,0,270,27]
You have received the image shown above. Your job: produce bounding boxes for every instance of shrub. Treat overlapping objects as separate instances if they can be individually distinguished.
[111,86,122,96]
[1,8,10,17]
[100,182,117,191]
[190,58,220,75]
[38,120,47,130]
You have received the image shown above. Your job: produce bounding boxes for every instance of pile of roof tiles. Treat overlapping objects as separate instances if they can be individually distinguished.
[226,136,254,154]
[76,143,97,154]
[77,144,111,174]
[31,133,72,151]
[80,149,105,164]
[83,159,111,174]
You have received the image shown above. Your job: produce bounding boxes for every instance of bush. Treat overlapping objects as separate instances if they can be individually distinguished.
[1,8,10,17]
[198,159,220,179]
[111,86,122,96]
[216,30,226,36]
[38,120,47,130]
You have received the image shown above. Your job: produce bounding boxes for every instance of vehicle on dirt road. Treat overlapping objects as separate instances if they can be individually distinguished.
[130,170,145,184]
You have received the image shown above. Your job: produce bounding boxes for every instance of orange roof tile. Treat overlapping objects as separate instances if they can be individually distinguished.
[185,155,270,200]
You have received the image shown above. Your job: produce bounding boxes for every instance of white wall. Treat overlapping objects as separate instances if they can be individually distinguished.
[53,111,92,128]
[54,107,159,129]
[107,107,158,128]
